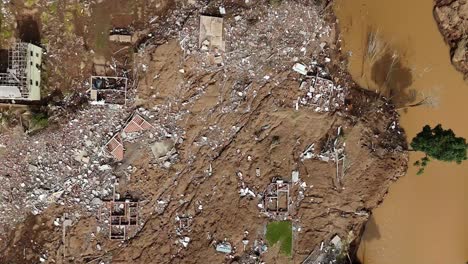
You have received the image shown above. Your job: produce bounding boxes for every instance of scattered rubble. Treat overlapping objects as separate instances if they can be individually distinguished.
[0,1,408,263]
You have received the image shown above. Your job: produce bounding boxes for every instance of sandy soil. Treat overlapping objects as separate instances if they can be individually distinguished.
[0,0,408,263]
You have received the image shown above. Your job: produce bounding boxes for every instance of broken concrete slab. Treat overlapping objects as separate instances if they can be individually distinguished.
[151,140,174,159]
[292,170,299,183]
[293,63,308,75]
[109,34,133,43]
[216,242,232,254]
[199,15,225,52]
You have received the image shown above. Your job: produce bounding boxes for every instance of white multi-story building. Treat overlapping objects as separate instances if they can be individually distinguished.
[0,42,42,101]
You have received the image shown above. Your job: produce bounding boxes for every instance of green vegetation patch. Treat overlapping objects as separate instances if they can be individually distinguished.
[49,2,58,14]
[411,124,467,175]
[30,112,49,131]
[64,10,75,34]
[266,221,292,256]
[269,0,282,7]
[24,0,39,8]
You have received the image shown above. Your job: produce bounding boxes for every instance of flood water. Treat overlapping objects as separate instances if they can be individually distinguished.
[333,0,468,263]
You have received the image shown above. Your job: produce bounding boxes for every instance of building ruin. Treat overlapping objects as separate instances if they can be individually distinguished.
[90,76,128,105]
[104,112,154,161]
[263,178,290,216]
[107,198,139,240]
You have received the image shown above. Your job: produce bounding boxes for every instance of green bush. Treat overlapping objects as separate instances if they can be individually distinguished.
[30,112,49,130]
[269,0,282,7]
[411,124,467,174]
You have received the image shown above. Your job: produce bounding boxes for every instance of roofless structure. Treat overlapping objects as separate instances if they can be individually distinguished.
[0,42,42,101]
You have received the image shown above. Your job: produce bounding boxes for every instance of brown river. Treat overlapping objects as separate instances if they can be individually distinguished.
[333,0,468,263]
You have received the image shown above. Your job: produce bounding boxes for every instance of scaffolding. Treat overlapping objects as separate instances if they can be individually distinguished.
[9,43,28,97]
[0,42,42,100]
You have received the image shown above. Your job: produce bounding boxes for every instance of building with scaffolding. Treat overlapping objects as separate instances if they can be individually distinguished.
[0,42,42,101]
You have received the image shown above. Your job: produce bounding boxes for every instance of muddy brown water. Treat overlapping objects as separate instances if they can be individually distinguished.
[334,0,468,263]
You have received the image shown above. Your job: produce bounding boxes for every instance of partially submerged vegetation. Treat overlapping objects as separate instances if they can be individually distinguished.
[411,124,467,175]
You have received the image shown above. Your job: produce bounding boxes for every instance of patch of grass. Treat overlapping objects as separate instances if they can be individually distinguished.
[24,0,39,8]
[269,0,282,7]
[64,11,75,34]
[94,28,109,51]
[0,10,14,43]
[41,35,49,45]
[40,12,50,24]
[0,29,13,40]
[30,112,49,130]
[71,2,84,15]
[0,112,11,127]
[49,2,58,15]
[266,221,292,256]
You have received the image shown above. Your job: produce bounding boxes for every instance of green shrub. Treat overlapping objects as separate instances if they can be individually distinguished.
[411,124,467,174]
[269,0,282,7]
[30,112,49,130]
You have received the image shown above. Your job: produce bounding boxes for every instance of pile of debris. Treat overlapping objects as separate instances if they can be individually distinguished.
[0,106,132,228]
[301,127,345,163]
[302,234,351,264]
[0,106,172,230]
[294,64,348,113]
[179,3,333,81]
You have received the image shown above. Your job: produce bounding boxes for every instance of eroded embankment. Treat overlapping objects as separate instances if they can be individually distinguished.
[434,0,468,78]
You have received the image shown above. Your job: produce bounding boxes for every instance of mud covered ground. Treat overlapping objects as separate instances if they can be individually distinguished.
[0,0,407,263]
[434,0,468,79]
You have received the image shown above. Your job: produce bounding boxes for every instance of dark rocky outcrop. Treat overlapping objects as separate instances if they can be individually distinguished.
[434,0,468,78]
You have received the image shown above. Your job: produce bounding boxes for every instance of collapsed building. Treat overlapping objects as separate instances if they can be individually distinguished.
[101,191,139,240]
[199,15,224,52]
[199,15,224,65]
[90,76,128,105]
[104,111,154,161]
[262,178,291,218]
[0,42,42,101]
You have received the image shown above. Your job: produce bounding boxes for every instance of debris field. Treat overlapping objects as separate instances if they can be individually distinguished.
[0,0,408,263]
